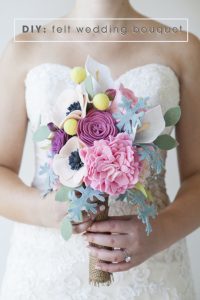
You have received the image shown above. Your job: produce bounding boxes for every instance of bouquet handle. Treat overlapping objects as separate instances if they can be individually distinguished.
[89,196,114,286]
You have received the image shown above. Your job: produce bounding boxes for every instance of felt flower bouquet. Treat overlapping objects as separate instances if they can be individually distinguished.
[33,56,181,286]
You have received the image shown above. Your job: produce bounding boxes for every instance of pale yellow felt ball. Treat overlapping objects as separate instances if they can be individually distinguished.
[64,119,78,136]
[93,93,110,111]
[70,67,87,84]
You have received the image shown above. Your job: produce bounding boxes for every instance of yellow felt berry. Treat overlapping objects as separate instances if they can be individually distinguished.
[93,93,110,111]
[64,119,78,136]
[71,67,87,84]
[134,182,148,198]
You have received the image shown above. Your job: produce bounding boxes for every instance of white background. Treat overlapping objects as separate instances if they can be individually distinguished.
[0,0,200,298]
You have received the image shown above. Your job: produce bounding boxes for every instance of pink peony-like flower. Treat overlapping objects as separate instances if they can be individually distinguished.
[79,133,141,195]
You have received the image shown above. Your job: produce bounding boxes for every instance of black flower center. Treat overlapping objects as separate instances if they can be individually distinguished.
[66,102,81,115]
[69,150,84,170]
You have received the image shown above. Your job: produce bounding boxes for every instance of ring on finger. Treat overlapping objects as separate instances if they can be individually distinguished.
[122,248,132,263]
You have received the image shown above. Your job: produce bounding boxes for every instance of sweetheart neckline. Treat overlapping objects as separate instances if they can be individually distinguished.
[25,61,180,86]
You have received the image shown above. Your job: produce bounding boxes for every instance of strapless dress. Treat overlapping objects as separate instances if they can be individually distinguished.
[0,62,196,300]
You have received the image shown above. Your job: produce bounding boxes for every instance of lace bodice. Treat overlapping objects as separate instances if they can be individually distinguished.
[0,62,195,300]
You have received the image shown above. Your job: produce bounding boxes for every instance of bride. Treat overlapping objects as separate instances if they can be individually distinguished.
[0,0,199,299]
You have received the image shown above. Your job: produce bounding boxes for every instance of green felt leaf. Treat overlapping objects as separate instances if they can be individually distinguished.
[55,186,71,202]
[60,216,73,241]
[153,134,178,150]
[33,126,51,142]
[164,106,181,127]
[84,75,94,98]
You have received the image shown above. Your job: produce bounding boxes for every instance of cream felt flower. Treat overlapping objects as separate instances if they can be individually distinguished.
[52,137,86,188]
[133,105,165,144]
[52,86,88,128]
[85,55,115,94]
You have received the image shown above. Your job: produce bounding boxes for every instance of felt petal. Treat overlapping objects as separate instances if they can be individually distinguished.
[59,110,82,128]
[52,154,65,174]
[52,137,84,187]
[75,85,87,111]
[134,105,165,144]
[67,166,86,187]
[60,170,83,188]
[130,124,138,142]
[59,136,81,157]
[81,94,89,118]
[53,164,75,188]
[52,88,85,127]
[52,154,75,180]
[85,55,114,93]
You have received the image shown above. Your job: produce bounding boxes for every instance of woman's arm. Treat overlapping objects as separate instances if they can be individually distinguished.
[0,41,71,228]
[83,34,200,272]
[0,40,42,225]
[0,40,100,231]
[156,33,200,246]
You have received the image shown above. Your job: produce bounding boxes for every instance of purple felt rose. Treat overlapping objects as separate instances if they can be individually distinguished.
[48,123,69,154]
[77,109,118,146]
[52,129,69,154]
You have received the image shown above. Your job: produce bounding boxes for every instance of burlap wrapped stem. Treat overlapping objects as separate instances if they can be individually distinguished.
[88,196,114,286]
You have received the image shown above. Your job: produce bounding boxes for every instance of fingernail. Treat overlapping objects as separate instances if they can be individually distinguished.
[100,205,105,211]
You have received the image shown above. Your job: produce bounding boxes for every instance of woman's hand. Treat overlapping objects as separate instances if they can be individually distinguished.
[38,191,106,234]
[83,214,165,273]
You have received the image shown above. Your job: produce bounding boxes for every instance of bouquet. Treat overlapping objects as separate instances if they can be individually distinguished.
[33,56,181,286]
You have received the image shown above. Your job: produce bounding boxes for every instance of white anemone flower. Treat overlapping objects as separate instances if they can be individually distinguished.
[52,137,86,188]
[52,85,88,128]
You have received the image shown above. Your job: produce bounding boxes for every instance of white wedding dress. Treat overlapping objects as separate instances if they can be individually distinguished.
[0,62,196,300]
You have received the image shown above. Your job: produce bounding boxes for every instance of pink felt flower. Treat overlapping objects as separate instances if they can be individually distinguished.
[79,133,141,195]
[109,83,138,114]
[78,109,118,146]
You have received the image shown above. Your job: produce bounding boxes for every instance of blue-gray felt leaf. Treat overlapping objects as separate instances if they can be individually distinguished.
[60,216,73,241]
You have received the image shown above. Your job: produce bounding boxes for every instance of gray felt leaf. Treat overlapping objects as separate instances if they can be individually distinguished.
[55,186,72,202]
[60,216,73,241]
[33,126,51,142]
[85,75,94,98]
[164,106,181,127]
[153,134,178,150]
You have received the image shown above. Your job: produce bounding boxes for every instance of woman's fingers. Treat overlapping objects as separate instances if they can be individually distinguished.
[88,245,126,263]
[95,260,133,273]
[72,219,93,234]
[87,217,133,234]
[72,204,106,234]
[85,232,129,248]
